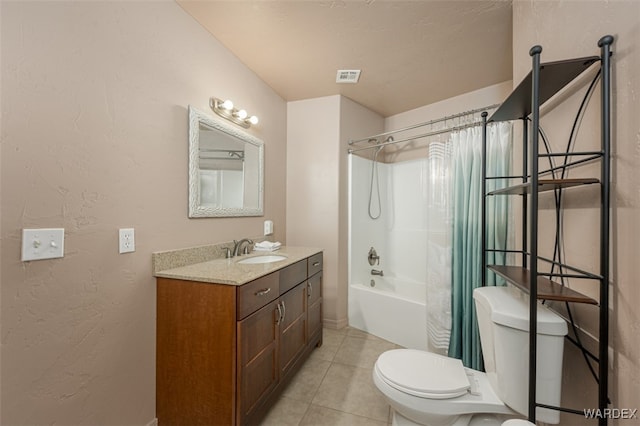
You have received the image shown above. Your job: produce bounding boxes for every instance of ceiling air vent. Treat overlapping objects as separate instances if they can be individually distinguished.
[336,69,361,84]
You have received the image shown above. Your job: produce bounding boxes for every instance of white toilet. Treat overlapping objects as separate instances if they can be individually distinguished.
[373,285,568,426]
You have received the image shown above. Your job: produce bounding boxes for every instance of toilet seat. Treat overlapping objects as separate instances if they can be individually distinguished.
[375,349,471,399]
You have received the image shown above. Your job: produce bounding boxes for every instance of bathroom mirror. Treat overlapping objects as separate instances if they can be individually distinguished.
[188,106,264,217]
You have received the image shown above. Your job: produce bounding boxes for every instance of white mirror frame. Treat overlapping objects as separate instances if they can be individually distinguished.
[188,105,264,217]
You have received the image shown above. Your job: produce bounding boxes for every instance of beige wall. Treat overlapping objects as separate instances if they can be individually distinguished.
[286,95,383,328]
[1,2,287,425]
[513,1,640,423]
[287,96,342,327]
[383,81,512,163]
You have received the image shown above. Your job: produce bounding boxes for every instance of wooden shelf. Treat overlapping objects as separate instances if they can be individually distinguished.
[488,178,599,196]
[489,56,599,123]
[488,265,598,305]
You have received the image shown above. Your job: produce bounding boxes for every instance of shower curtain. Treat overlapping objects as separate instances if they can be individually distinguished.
[448,122,512,370]
[425,140,453,355]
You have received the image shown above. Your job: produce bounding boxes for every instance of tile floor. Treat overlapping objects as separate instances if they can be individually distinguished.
[260,327,403,426]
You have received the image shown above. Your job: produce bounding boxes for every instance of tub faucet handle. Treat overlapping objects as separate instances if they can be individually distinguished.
[368,247,380,266]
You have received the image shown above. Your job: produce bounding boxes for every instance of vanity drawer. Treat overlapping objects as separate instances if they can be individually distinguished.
[237,272,280,320]
[308,252,323,277]
[279,259,307,294]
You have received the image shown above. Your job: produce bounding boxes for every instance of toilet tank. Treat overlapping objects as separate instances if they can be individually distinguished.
[473,286,568,424]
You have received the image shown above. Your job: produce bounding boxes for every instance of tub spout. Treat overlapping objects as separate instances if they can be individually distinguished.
[371,269,384,276]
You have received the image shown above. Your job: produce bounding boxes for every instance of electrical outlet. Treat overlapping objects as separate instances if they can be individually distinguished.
[119,228,135,254]
[264,220,274,236]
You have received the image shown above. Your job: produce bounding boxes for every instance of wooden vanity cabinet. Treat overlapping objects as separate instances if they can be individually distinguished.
[307,271,323,341]
[156,252,323,426]
[278,282,307,376]
[237,298,280,423]
[307,252,323,343]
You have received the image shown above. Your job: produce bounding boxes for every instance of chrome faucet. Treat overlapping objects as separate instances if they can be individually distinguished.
[371,269,384,276]
[233,238,254,257]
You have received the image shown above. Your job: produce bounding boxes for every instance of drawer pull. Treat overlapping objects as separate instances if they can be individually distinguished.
[312,262,320,267]
[255,288,271,297]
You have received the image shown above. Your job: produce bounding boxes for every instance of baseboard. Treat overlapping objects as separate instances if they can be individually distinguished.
[146,417,158,426]
[323,317,348,330]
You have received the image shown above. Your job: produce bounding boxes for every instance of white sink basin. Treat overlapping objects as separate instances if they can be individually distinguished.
[237,255,287,264]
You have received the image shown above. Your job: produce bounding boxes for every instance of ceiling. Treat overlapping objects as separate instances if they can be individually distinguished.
[177,1,513,117]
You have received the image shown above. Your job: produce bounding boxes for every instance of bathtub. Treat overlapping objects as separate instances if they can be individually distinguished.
[348,276,428,350]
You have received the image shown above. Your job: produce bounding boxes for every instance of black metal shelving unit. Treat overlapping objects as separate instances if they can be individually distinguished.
[481,35,614,425]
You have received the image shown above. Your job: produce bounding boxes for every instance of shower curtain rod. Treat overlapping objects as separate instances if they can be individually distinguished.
[348,103,500,146]
[348,119,488,154]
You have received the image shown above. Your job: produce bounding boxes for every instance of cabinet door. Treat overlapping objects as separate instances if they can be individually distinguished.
[279,283,307,377]
[237,299,280,424]
[307,272,323,342]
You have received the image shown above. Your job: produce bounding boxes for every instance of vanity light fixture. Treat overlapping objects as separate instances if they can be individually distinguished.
[210,97,259,129]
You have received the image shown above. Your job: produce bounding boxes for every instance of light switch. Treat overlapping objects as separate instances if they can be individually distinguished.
[22,228,65,261]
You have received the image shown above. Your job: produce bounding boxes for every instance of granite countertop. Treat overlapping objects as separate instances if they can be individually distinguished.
[153,246,322,286]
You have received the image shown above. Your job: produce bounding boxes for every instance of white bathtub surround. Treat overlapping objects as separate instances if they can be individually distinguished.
[349,155,432,350]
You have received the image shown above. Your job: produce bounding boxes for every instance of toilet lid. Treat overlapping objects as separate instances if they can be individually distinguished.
[376,349,470,399]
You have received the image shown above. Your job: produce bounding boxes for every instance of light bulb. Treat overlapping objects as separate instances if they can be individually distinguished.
[248,115,259,125]
[236,109,248,119]
[221,99,234,110]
